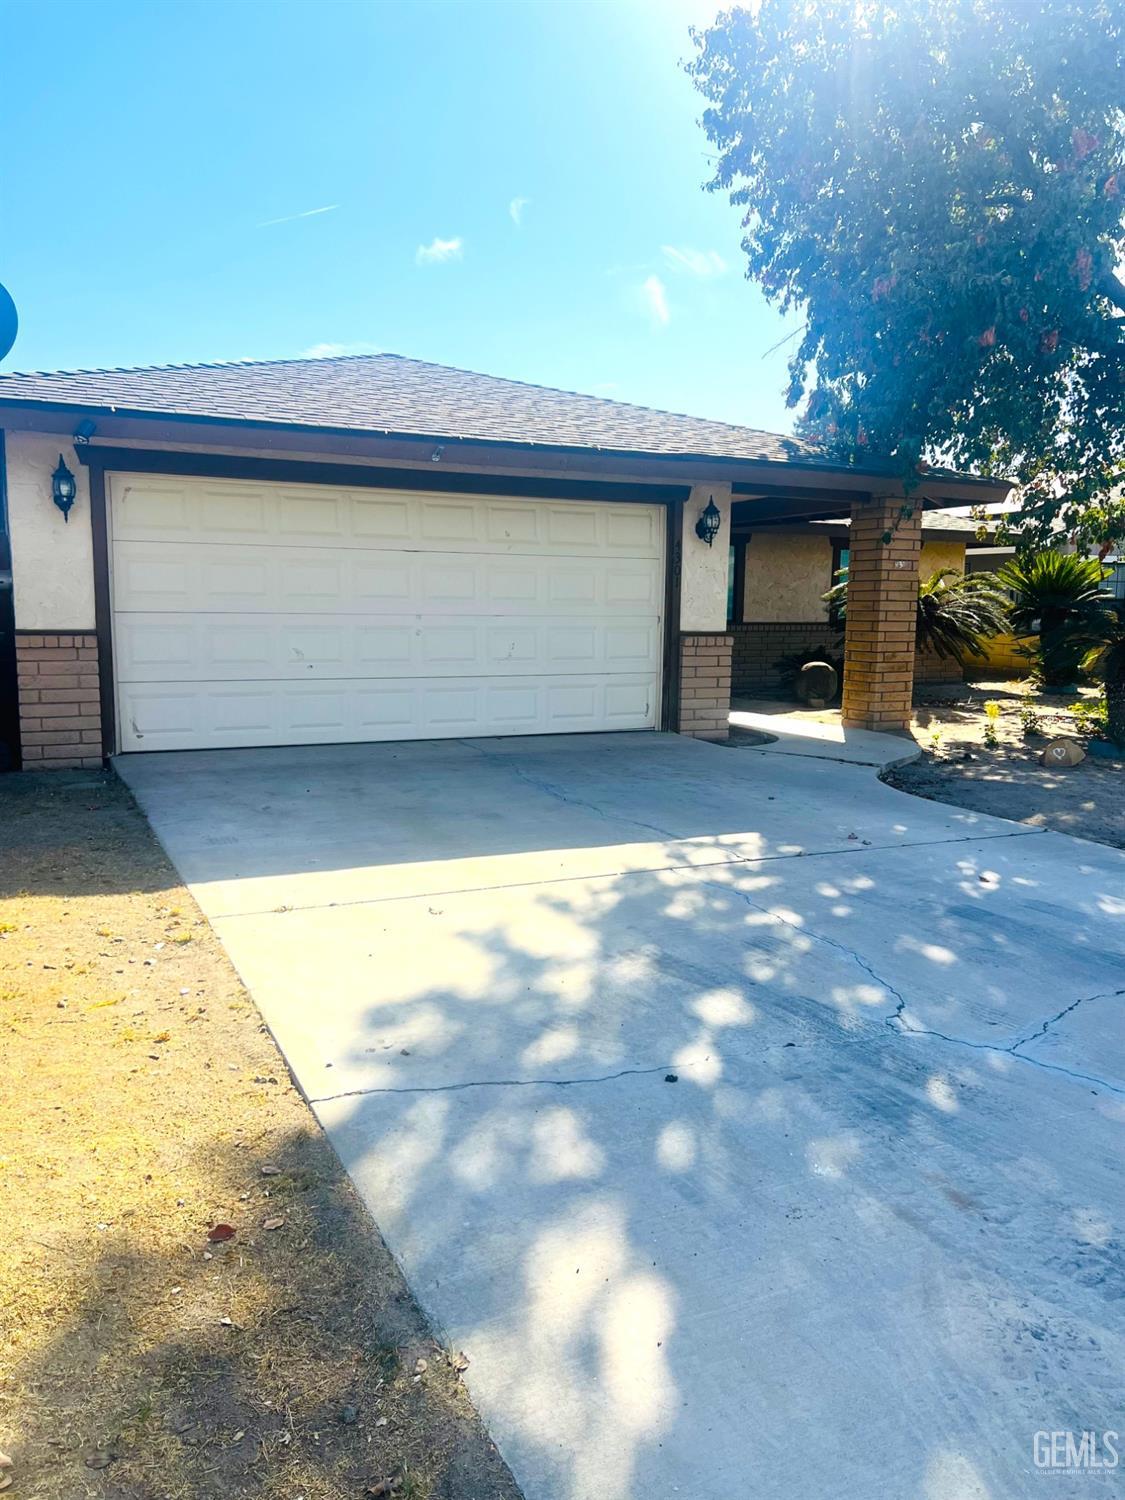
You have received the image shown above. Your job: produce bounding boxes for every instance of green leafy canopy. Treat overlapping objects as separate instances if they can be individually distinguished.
[689,0,1125,550]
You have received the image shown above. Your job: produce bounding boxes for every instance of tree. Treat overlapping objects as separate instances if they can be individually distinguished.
[689,0,1125,552]
[997,550,1116,684]
[824,567,1010,666]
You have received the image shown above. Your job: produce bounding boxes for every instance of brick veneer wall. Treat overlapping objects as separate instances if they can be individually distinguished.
[731,621,842,696]
[16,633,103,769]
[977,632,1032,677]
[732,620,963,699]
[915,646,964,686]
[678,633,732,740]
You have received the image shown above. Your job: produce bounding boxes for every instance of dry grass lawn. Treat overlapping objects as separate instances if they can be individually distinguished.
[0,770,520,1500]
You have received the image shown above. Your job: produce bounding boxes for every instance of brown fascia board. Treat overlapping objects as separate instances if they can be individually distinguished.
[742,514,1003,542]
[0,397,1012,501]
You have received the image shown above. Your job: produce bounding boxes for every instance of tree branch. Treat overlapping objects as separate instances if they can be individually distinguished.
[1099,267,1125,315]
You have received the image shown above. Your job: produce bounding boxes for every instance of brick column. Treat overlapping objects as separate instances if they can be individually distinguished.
[16,632,103,769]
[678,633,732,740]
[841,498,921,731]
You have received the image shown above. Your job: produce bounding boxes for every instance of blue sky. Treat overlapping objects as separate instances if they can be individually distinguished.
[0,0,800,432]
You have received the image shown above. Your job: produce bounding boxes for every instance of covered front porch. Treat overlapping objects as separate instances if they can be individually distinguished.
[695,481,997,738]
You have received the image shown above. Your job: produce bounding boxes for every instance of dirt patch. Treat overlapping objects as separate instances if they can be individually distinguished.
[717,726,775,749]
[0,771,520,1500]
[889,680,1125,849]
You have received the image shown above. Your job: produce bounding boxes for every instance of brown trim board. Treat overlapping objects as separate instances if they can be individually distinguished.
[662,499,684,731]
[85,462,116,761]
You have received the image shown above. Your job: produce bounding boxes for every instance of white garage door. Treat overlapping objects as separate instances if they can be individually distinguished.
[109,473,665,752]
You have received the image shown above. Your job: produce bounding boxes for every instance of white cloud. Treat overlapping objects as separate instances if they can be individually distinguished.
[258,204,339,228]
[509,196,531,227]
[415,235,463,265]
[298,341,380,359]
[661,245,728,277]
[640,274,670,326]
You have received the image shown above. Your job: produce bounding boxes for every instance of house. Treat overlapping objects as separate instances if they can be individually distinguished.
[729,512,1006,697]
[0,353,1008,769]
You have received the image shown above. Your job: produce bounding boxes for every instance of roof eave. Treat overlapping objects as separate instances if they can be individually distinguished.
[0,394,1013,501]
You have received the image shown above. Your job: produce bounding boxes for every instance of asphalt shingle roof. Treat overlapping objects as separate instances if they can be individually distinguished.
[0,352,829,466]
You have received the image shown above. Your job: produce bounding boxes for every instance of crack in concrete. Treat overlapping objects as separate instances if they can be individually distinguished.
[888,987,1125,1096]
[215,741,1122,1101]
[311,1060,691,1104]
[1009,986,1125,1053]
[699,875,912,1015]
[698,876,1125,1097]
[459,738,687,846]
[214,824,1042,924]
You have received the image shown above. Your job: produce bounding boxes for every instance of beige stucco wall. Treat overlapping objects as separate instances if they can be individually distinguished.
[742,532,834,622]
[919,539,966,577]
[5,431,95,630]
[680,483,732,632]
[739,532,969,624]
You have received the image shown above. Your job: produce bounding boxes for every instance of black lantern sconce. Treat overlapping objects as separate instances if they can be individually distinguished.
[52,454,77,522]
[694,495,722,547]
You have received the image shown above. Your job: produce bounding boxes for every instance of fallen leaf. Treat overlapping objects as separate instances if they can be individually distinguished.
[84,1451,114,1470]
[262,1216,285,1231]
[260,1164,282,1177]
[208,1223,236,1242]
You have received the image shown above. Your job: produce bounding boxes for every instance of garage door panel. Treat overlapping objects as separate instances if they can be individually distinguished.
[115,613,661,682]
[114,541,661,617]
[351,496,413,540]
[110,475,664,751]
[117,672,659,750]
[199,489,270,535]
[112,477,662,558]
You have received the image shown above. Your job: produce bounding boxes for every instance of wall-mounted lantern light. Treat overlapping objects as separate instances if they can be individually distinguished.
[694,495,722,547]
[52,454,77,522]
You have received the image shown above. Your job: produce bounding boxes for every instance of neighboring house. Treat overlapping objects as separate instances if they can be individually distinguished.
[729,513,1003,696]
[0,353,1007,769]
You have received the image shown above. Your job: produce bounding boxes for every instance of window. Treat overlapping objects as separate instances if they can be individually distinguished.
[829,542,849,625]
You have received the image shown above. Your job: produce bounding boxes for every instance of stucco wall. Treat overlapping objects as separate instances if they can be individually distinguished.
[742,533,833,622]
[680,483,731,632]
[919,539,966,577]
[739,532,968,625]
[5,432,95,630]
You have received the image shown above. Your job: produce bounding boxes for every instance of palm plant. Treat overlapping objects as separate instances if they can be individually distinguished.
[824,568,1010,667]
[1081,603,1125,748]
[996,552,1116,686]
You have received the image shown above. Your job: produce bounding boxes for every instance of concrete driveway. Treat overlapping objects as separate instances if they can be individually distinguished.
[118,733,1125,1500]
